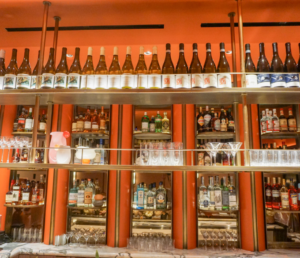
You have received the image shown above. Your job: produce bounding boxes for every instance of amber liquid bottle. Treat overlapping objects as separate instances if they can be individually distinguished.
[245,44,256,72]
[68,47,82,89]
[176,43,188,88]
[284,42,299,87]
[122,46,135,89]
[82,47,94,89]
[95,47,108,74]
[4,49,18,90]
[217,42,231,88]
[257,43,270,87]
[149,46,161,74]
[203,43,217,88]
[32,51,43,89]
[135,46,147,74]
[0,49,6,76]
[162,43,174,74]
[41,48,55,89]
[16,48,31,89]
[54,47,68,89]
[189,43,202,88]
[270,42,285,88]
[109,46,121,74]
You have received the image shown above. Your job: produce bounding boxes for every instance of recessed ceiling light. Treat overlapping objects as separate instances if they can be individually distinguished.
[144,51,152,55]
[226,51,232,54]
[66,54,73,58]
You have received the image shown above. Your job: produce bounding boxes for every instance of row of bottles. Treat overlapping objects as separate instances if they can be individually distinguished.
[6,174,46,206]
[71,106,109,134]
[140,111,170,133]
[198,175,237,211]
[265,177,300,211]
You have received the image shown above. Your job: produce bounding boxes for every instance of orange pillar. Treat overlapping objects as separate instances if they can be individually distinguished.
[172,104,183,249]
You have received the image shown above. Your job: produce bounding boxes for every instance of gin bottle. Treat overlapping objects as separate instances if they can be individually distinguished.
[143,183,149,209]
[156,181,166,209]
[68,179,78,207]
[214,176,222,211]
[228,176,237,210]
[221,177,229,210]
[146,183,155,209]
[199,176,209,210]
[208,177,215,210]
[155,111,162,133]
[141,112,149,133]
[77,179,85,207]
[137,183,144,209]
[272,109,280,132]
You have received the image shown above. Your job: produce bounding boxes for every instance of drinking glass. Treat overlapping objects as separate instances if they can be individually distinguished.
[266,149,274,165]
[232,231,238,250]
[155,238,163,252]
[205,142,223,166]
[250,150,258,166]
[228,142,242,166]
[140,142,150,165]
[75,232,82,247]
[0,137,6,163]
[137,237,145,251]
[201,230,209,250]
[66,232,71,246]
[94,232,99,247]
[4,137,13,163]
[150,142,161,165]
[287,150,293,166]
[172,142,183,165]
[217,230,224,250]
[280,150,288,165]
[84,232,90,247]
[161,142,171,165]
[223,143,232,166]
[295,150,300,165]
[12,228,18,242]
[225,231,231,250]
[211,231,217,250]
[274,150,279,165]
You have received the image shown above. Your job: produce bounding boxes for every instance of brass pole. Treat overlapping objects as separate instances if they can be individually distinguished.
[53,16,61,67]
[49,168,58,244]
[233,102,241,166]
[242,94,250,165]
[182,104,187,249]
[228,12,237,88]
[237,0,245,87]
[250,171,259,252]
[44,101,53,164]
[31,95,40,163]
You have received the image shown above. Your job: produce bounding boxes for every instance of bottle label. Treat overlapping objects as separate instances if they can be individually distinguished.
[161,74,175,88]
[137,74,148,88]
[41,73,54,88]
[246,75,258,88]
[25,119,33,130]
[69,193,78,205]
[279,119,288,130]
[175,74,190,88]
[107,75,121,89]
[204,155,211,166]
[141,122,148,132]
[31,76,37,89]
[12,190,19,201]
[228,120,235,129]
[204,114,211,128]
[214,190,222,207]
[229,192,237,207]
[290,193,297,205]
[220,120,227,132]
[147,196,154,205]
[209,190,215,205]
[203,74,217,88]
[222,191,229,206]
[147,74,162,89]
[272,190,280,198]
[95,75,108,89]
[38,189,44,201]
[261,121,267,133]
[0,76,4,90]
[77,190,85,204]
[285,74,300,87]
[92,124,99,130]
[54,73,67,88]
[16,75,31,89]
[217,74,231,88]
[84,121,92,130]
[150,123,155,132]
[3,75,16,89]
[273,120,280,132]
[214,119,220,131]
[138,191,144,206]
[267,120,273,131]
[5,194,12,203]
[198,116,204,127]
[77,121,84,130]
[288,118,296,129]
[67,73,81,89]
[100,120,106,130]
[266,189,271,197]
[22,192,30,201]
[86,75,95,89]
[39,122,46,131]
[191,74,204,88]
[72,122,77,132]
[271,74,286,88]
[32,194,37,203]
[121,74,136,89]
[281,192,289,207]
[162,121,169,132]
[84,191,93,204]
[257,74,270,87]
[156,193,165,204]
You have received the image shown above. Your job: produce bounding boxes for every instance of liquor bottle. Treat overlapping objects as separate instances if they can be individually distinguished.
[266,110,273,133]
[289,179,299,210]
[77,179,85,207]
[31,51,42,89]
[143,183,149,209]
[41,48,55,89]
[95,47,108,74]
[93,143,101,165]
[199,176,208,210]
[212,113,220,132]
[279,108,288,132]
[217,42,231,88]
[34,140,42,163]
[245,44,256,72]
[189,43,202,74]
[109,46,121,74]
[54,47,68,89]
[12,174,21,205]
[147,183,155,209]
[38,174,45,205]
[91,109,99,132]
[221,177,229,210]
[155,111,162,133]
[257,43,270,87]
[137,183,144,209]
[68,47,82,89]
[162,112,170,133]
[31,183,38,205]
[149,46,161,74]
[272,109,280,133]
[227,109,235,132]
[84,179,93,207]
[122,46,134,74]
[83,106,92,132]
[280,179,289,210]
[271,177,280,209]
[175,43,188,74]
[260,110,267,134]
[17,108,26,132]
[22,180,32,205]
[152,182,157,209]
[30,174,36,189]
[197,107,204,134]
[69,179,78,207]
[229,176,237,210]
[214,176,222,210]
[13,107,21,132]
[156,181,167,209]
[208,177,215,210]
[5,175,15,205]
[25,108,33,132]
[298,183,300,207]
[162,43,175,74]
[135,46,147,74]
[284,42,300,87]
[265,177,272,209]
[105,112,110,134]
[76,114,84,132]
[270,42,285,87]
[220,109,227,132]
[99,106,106,134]
[17,48,31,90]
[0,49,6,77]
[287,108,297,132]
[82,47,94,75]
[203,106,212,132]
[149,115,155,133]
[203,43,217,88]
[3,49,18,90]
[38,110,46,133]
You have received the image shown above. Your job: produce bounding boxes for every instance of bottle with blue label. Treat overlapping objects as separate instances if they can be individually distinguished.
[137,183,144,209]
[257,43,270,87]
[284,42,300,87]
[270,42,285,88]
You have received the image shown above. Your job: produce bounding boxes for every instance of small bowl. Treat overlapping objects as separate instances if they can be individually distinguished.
[93,200,104,207]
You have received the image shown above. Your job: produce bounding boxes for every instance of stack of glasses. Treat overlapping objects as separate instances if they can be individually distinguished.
[12,227,43,243]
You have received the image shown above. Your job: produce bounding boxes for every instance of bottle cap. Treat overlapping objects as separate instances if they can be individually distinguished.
[100,47,105,55]
[206,43,211,51]
[179,43,184,50]
[113,46,118,55]
[159,181,163,185]
[220,42,225,52]
[87,47,93,56]
[144,112,147,115]
[152,46,158,54]
[0,49,5,59]
[166,43,171,50]
[139,46,144,54]
[193,43,197,50]
[126,46,131,55]
[157,111,160,114]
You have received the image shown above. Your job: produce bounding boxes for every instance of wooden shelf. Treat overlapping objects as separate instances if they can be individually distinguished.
[67,205,105,209]
[71,132,109,139]
[11,132,46,136]
[132,219,172,222]
[133,132,172,140]
[4,204,44,208]
[198,209,239,214]
[132,208,171,212]
[265,209,300,213]
[196,132,235,140]
[261,132,300,139]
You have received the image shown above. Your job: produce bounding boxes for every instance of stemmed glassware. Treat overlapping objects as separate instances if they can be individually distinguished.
[224,230,231,250]
[223,143,232,166]
[74,232,82,247]
[228,142,242,166]
[205,142,223,166]
[217,230,224,250]
[200,230,209,250]
[0,137,6,163]
[3,137,13,163]
[83,232,90,247]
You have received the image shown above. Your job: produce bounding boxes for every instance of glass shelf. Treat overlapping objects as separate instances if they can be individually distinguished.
[196,132,235,140]
[261,131,300,139]
[265,209,300,213]
[4,204,44,208]
[67,205,105,210]
[133,132,172,140]
[71,132,109,139]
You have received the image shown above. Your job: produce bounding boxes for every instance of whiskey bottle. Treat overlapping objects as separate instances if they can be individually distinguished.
[280,179,289,210]
[270,42,285,88]
[227,109,235,132]
[155,111,162,133]
[287,108,297,132]
[203,106,212,132]
[265,177,272,209]
[109,47,121,74]
[4,49,18,90]
[271,177,280,210]
[17,48,31,89]
[279,108,288,132]
[220,108,227,132]
[257,43,270,87]
[99,106,106,134]
[31,182,38,205]
[12,174,21,205]
[84,179,93,207]
[54,47,68,89]
[38,174,45,205]
[38,110,46,133]
[272,109,280,132]
[68,47,82,89]
[91,109,99,132]
[83,106,92,132]
[189,43,202,74]
[217,42,231,88]
[21,180,32,205]
[203,43,217,88]
[141,112,149,133]
[41,48,55,89]
[162,112,170,133]
[105,112,110,134]
[5,175,15,205]
[76,114,84,132]
[197,107,204,133]
[135,46,147,74]
[212,112,220,132]
[31,174,36,189]
[284,42,299,87]
[25,108,33,132]
[149,46,161,74]
[95,47,108,74]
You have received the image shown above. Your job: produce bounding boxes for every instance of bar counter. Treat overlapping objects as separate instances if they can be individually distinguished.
[0,243,300,258]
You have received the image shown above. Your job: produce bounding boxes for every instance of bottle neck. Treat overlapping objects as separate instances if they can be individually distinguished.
[60,48,67,63]
[112,55,119,61]
[23,49,29,63]
[74,49,80,63]
[11,50,17,62]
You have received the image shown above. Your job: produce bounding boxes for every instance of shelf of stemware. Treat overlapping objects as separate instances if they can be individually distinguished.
[265,209,300,213]
[196,132,235,140]
[261,131,300,139]
[4,204,44,208]
[133,132,172,140]
[71,132,109,139]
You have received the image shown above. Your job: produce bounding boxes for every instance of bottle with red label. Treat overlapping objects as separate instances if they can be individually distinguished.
[260,110,267,134]
[266,110,273,133]
[271,177,280,209]
[197,107,204,134]
[280,179,289,210]
[272,109,280,132]
[287,108,297,132]
[265,177,272,209]
[279,108,288,132]
[288,179,299,211]
[17,108,26,132]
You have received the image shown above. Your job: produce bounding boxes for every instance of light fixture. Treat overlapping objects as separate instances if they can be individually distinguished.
[226,50,232,54]
[144,51,152,55]
[66,54,73,58]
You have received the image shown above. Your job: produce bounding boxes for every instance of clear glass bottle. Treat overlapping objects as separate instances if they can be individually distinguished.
[266,110,273,133]
[162,112,170,133]
[272,109,280,133]
[141,112,149,133]
[146,183,155,209]
[135,46,147,74]
[156,181,166,209]
[208,177,215,210]
[137,183,144,209]
[155,111,162,133]
[221,176,229,210]
[214,176,222,210]
[84,179,93,207]
[143,183,149,209]
[109,47,121,74]
[69,179,78,207]
[149,116,155,133]
[91,109,99,132]
[280,179,289,210]
[77,179,85,207]
[199,176,209,210]
[149,46,161,74]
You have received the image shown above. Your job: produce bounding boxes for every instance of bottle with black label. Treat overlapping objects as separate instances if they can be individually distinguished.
[227,108,235,132]
[197,107,204,133]
[203,106,212,132]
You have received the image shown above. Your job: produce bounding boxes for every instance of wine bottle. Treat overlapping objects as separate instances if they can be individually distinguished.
[257,43,270,87]
[16,48,31,89]
[41,48,55,89]
[0,50,5,90]
[135,46,147,74]
[54,47,68,89]
[95,47,108,74]
[189,43,202,88]
[68,47,82,89]
[148,46,161,89]
[82,47,95,89]
[122,46,134,89]
[109,46,121,74]
[3,49,18,90]
[270,42,285,88]
[244,44,257,88]
[175,43,189,88]
[284,42,300,87]
[298,43,300,73]
[203,43,217,88]
[31,51,43,89]
[217,42,231,88]
[161,43,175,88]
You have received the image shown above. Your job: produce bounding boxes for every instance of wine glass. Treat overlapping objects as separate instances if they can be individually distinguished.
[0,137,6,163]
[65,232,71,246]
[217,230,224,250]
[4,137,13,163]
[223,143,232,166]
[74,232,82,247]
[228,142,242,166]
[231,231,238,250]
[225,231,231,250]
[211,231,217,250]
[205,142,223,166]
[84,232,90,247]
[200,230,209,250]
